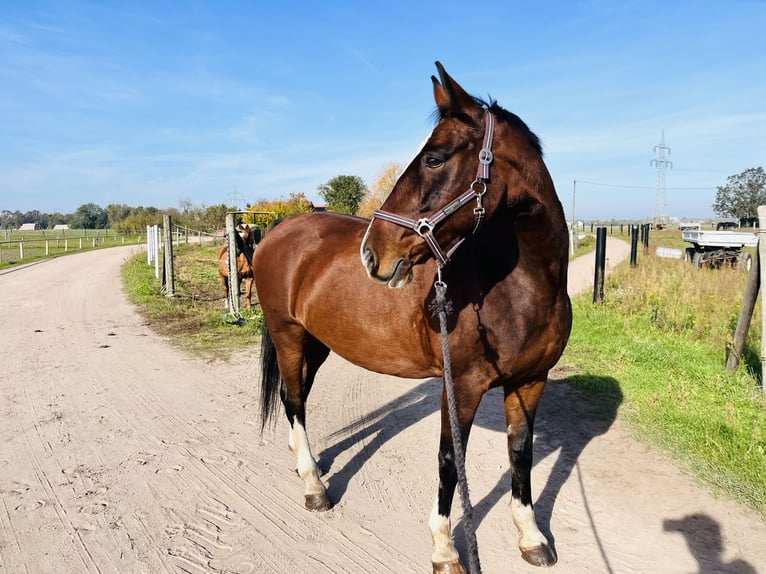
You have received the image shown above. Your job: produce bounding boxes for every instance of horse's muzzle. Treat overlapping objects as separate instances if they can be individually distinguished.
[361,247,412,288]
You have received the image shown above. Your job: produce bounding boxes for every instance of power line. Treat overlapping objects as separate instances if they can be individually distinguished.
[574,179,715,191]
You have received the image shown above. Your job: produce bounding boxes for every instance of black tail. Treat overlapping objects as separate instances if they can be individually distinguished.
[260,322,283,432]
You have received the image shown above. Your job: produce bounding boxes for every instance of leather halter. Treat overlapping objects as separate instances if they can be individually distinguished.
[370,110,495,268]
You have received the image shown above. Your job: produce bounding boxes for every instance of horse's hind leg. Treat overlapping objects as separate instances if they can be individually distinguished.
[504,379,556,567]
[274,330,331,511]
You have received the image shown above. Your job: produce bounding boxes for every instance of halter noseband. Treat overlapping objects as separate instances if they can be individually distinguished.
[371,110,495,268]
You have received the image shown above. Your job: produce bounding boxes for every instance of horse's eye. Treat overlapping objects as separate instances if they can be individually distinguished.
[423,154,444,169]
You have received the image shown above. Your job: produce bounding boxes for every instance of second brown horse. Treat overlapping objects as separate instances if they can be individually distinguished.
[218,223,255,309]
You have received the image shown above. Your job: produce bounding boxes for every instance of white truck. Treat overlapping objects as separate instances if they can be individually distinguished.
[682,229,757,271]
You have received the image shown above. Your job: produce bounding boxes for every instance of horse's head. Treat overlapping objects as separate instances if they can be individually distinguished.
[237,224,252,242]
[361,62,559,288]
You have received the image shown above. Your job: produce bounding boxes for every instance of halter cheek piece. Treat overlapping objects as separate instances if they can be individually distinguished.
[370,110,495,269]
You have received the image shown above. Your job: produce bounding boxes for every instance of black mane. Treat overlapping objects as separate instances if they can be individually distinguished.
[431,96,543,157]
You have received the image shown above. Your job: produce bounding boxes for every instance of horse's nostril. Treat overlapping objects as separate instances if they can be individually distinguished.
[362,248,377,272]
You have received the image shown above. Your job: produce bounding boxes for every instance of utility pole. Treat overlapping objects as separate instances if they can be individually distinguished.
[570,179,577,255]
[651,131,672,225]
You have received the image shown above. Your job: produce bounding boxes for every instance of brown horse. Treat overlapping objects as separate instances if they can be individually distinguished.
[218,223,255,309]
[254,62,572,573]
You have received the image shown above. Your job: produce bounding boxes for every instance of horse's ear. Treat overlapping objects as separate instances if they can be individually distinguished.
[431,61,477,117]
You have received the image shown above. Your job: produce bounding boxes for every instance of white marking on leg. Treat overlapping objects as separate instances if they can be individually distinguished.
[429,497,460,565]
[511,496,548,550]
[291,421,325,497]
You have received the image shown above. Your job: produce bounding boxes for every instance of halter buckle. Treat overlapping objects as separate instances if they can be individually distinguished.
[415,218,434,237]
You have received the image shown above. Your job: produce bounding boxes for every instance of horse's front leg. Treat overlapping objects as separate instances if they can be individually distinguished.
[429,388,482,574]
[243,277,253,309]
[504,380,556,567]
[220,272,230,309]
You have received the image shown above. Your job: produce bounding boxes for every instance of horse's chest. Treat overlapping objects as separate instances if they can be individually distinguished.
[452,286,561,373]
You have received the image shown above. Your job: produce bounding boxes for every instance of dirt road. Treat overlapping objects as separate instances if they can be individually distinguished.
[1,243,763,573]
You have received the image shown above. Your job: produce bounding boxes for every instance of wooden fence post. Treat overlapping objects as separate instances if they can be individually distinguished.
[630,227,639,268]
[727,248,759,371]
[593,227,606,303]
[162,215,176,297]
[225,213,240,315]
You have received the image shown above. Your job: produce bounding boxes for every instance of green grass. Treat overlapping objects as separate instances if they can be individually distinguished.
[561,247,766,515]
[121,242,263,360]
[0,230,142,269]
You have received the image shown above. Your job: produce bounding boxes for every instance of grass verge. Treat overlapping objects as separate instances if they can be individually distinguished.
[121,241,262,360]
[561,250,766,515]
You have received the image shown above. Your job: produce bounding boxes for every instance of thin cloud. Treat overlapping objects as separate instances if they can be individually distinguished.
[1,1,764,220]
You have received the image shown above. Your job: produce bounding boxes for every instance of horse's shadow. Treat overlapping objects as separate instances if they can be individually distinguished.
[319,378,441,502]
[664,514,757,574]
[463,374,622,556]
[318,372,623,547]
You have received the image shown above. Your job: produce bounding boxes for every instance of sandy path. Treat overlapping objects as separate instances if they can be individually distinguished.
[0,242,763,574]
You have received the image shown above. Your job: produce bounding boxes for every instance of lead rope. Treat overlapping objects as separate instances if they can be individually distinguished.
[432,272,482,574]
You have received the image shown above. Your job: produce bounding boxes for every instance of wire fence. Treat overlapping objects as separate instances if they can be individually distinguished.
[0,225,220,266]
[0,230,146,265]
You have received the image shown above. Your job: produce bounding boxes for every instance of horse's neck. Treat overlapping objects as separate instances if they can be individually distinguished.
[480,207,568,276]
[234,232,255,263]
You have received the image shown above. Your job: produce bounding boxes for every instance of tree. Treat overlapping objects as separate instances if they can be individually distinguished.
[22,210,42,227]
[0,210,23,229]
[48,212,69,227]
[200,203,232,232]
[713,167,766,221]
[357,162,402,218]
[114,206,161,234]
[106,203,133,228]
[70,203,108,229]
[249,193,313,227]
[317,175,367,215]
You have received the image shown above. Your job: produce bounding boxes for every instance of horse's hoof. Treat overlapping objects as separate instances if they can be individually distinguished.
[521,543,557,567]
[305,493,332,512]
[432,560,466,573]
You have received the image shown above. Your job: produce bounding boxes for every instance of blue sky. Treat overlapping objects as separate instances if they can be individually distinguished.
[1,1,764,221]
